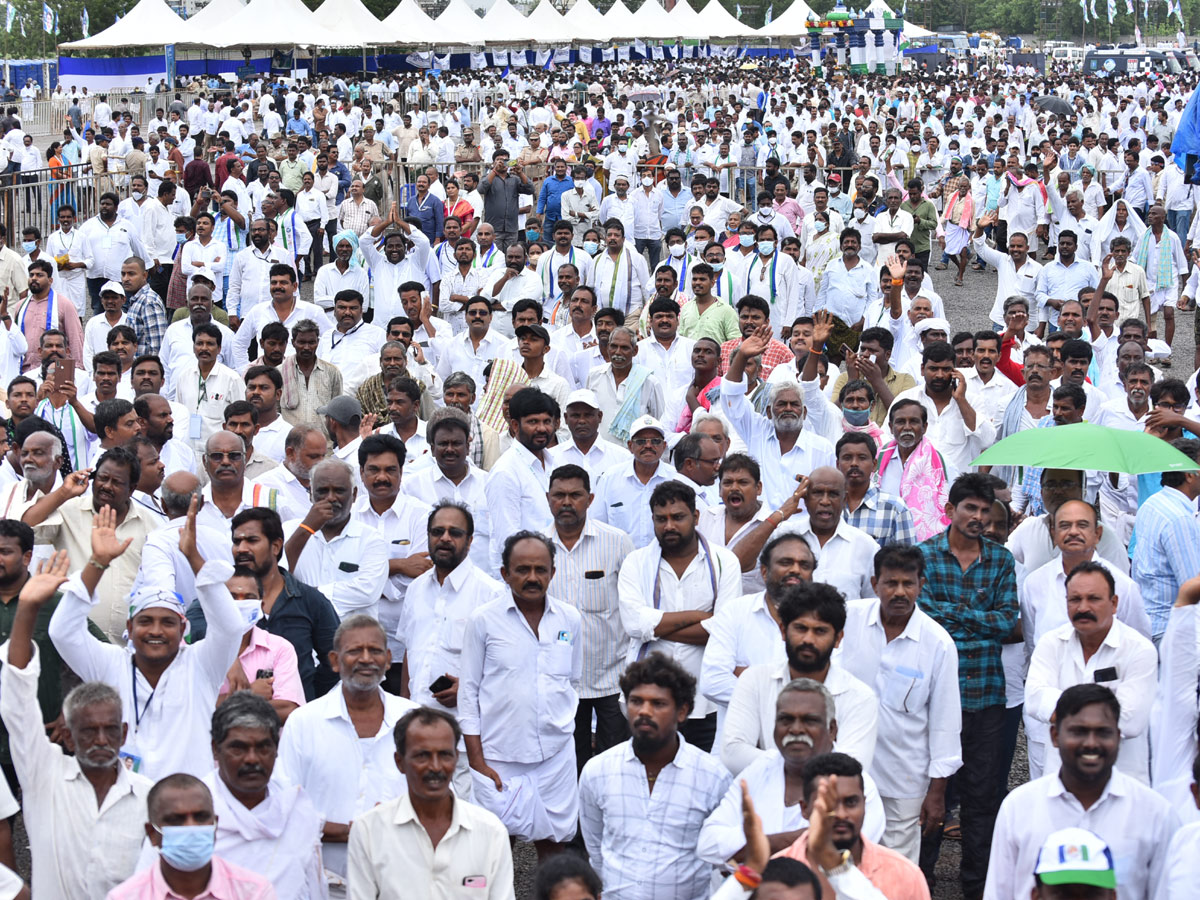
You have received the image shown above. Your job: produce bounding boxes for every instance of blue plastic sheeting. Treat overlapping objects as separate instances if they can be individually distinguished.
[60,55,165,76]
[10,63,55,88]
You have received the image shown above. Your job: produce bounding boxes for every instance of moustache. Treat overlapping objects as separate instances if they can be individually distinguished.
[726,491,744,504]
[521,581,541,592]
[1072,612,1098,622]
[781,733,814,748]
[237,764,268,778]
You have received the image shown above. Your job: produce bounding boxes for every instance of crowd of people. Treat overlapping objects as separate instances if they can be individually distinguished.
[0,50,1194,900]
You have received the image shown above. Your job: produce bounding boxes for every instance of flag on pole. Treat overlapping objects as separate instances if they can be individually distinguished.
[500,65,510,79]
[81,8,89,35]
[1090,0,1099,19]
[1080,0,1089,21]
[735,3,741,17]
[1106,0,1115,22]
[1135,22,1143,43]
[1124,0,1132,12]
[1171,86,1200,183]
[4,4,13,33]
[764,3,772,23]
[42,2,55,33]
[1176,0,1185,24]
[900,0,906,16]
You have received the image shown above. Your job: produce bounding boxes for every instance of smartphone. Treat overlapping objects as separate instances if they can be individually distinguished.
[53,362,74,387]
[255,668,274,680]
[429,675,453,693]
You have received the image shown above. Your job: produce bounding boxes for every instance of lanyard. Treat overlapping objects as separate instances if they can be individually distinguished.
[749,253,779,304]
[132,657,155,729]
[197,371,209,404]
[331,321,360,349]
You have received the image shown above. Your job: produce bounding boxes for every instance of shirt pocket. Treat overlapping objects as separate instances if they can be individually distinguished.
[545,640,574,678]
[441,616,468,654]
[879,665,930,714]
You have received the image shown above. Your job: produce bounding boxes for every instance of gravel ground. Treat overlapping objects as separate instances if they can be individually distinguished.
[7,250,1192,897]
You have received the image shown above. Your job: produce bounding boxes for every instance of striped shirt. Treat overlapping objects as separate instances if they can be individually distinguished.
[546,518,635,699]
[1131,486,1200,637]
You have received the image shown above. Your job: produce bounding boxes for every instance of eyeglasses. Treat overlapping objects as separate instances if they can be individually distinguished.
[1023,363,1051,371]
[631,437,665,447]
[206,451,244,462]
[429,526,468,538]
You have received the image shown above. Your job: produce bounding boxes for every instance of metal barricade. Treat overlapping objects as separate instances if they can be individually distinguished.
[0,164,126,243]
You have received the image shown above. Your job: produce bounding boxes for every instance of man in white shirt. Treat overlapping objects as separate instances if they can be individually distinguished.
[459,532,582,851]
[579,653,732,900]
[983,683,1178,900]
[201,693,326,900]
[1025,562,1158,784]
[617,479,742,753]
[283,459,388,620]
[592,218,651,321]
[482,243,541,340]
[838,545,963,863]
[277,614,418,884]
[140,182,180,300]
[346,707,514,900]
[548,388,632,474]
[46,500,244,780]
[972,211,1043,331]
[721,580,879,775]
[315,288,385,378]
[2,542,151,900]
[482,387,556,573]
[225,219,294,325]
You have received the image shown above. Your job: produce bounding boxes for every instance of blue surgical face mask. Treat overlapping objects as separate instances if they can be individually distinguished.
[815,221,828,233]
[583,240,599,255]
[176,234,187,244]
[710,260,724,272]
[843,407,871,427]
[157,824,216,872]
[758,240,775,256]
[739,233,755,248]
[526,229,540,241]
[21,240,36,253]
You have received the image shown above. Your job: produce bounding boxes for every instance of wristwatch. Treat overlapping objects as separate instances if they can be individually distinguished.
[822,849,854,877]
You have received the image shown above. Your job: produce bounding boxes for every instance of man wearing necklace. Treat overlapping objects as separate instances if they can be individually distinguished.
[173,323,245,451]
[17,261,83,372]
[315,289,385,376]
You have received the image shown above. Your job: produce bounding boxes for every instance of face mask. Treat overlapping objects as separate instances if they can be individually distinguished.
[710,260,724,272]
[758,206,773,217]
[669,243,686,258]
[843,407,871,427]
[176,234,187,244]
[739,234,755,248]
[583,240,599,255]
[618,146,627,154]
[157,825,216,872]
[758,241,775,256]
[131,191,144,201]
[21,241,36,253]
[234,599,263,629]
[573,179,586,189]
[815,221,828,233]
[526,229,540,241]
[641,176,653,188]
[769,137,777,146]
[853,208,867,221]
[831,187,841,196]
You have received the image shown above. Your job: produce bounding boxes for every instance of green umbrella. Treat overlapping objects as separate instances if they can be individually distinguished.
[971,422,1200,475]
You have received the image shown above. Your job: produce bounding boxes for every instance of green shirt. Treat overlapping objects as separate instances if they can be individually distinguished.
[680,298,740,344]
[901,198,939,255]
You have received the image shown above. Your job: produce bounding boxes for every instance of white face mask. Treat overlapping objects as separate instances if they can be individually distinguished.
[669,243,686,258]
[853,208,867,221]
[131,191,144,201]
[573,179,586,189]
[641,176,653,187]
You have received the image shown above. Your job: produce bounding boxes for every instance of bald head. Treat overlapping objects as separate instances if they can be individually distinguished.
[161,471,202,519]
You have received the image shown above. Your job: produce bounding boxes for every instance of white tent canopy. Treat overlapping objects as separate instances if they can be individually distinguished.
[667,0,709,37]
[181,0,341,47]
[383,0,440,44]
[480,0,536,43]
[432,0,488,46]
[311,0,402,46]
[562,0,612,42]
[60,0,184,49]
[695,0,757,38]
[629,0,680,39]
[524,1,577,46]
[601,1,641,40]
[177,0,246,43]
[758,0,818,37]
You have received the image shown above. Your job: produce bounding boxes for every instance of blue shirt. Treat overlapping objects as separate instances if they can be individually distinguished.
[329,162,352,205]
[285,117,312,139]
[1034,258,1098,326]
[406,191,444,242]
[537,173,573,224]
[1131,485,1200,636]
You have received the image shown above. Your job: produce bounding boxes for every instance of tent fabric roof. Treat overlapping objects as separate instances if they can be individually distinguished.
[562,0,611,41]
[382,0,440,43]
[480,0,538,43]
[524,1,577,46]
[694,0,756,38]
[177,0,246,42]
[432,0,488,46]
[181,0,342,46]
[757,0,818,36]
[311,0,403,46]
[60,0,184,49]
[667,0,709,37]
[601,0,641,40]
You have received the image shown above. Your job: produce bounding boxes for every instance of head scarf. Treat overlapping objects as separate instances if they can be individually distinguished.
[331,229,361,268]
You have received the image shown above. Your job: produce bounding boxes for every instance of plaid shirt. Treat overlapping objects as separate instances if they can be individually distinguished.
[918,528,1018,712]
[719,336,794,378]
[845,486,918,548]
[125,283,169,358]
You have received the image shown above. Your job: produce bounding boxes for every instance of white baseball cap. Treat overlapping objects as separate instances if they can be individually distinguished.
[629,414,666,439]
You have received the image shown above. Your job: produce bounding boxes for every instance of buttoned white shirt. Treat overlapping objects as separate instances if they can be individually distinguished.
[838,599,963,799]
[403,463,492,571]
[0,643,151,900]
[699,591,785,709]
[983,769,1178,900]
[483,441,553,573]
[591,460,680,548]
[697,749,886,865]
[313,261,370,312]
[721,659,879,776]
[351,492,432,655]
[1026,618,1158,783]
[227,244,295,318]
[1019,553,1151,651]
[317,320,386,373]
[161,318,236,392]
[547,437,631,479]
[617,540,743,720]
[361,230,433,325]
[231,299,333,369]
[458,592,583,764]
[399,558,502,709]
[972,235,1044,328]
[778,516,881,601]
[282,517,390,619]
[346,793,514,900]
[438,265,486,333]
[432,328,508,391]
[276,685,419,877]
[636,335,697,420]
[961,367,1020,431]
[46,561,244,780]
[579,736,732,900]
[891,384,997,472]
